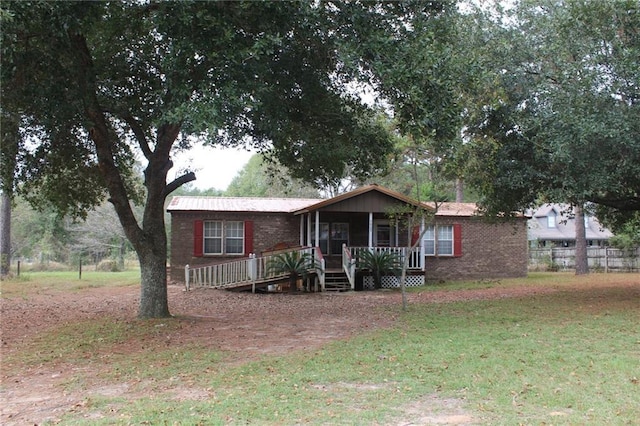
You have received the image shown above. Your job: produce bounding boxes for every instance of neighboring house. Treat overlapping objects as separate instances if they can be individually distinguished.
[167,184,528,290]
[528,204,613,248]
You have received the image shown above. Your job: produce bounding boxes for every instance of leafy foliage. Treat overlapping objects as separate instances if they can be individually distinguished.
[2,1,451,317]
[225,154,320,198]
[607,211,640,250]
[463,0,640,221]
[266,250,318,293]
[357,249,402,290]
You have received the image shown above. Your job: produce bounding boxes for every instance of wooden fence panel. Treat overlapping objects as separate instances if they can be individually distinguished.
[529,247,640,272]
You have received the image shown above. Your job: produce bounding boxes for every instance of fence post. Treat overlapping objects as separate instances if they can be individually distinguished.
[79,258,82,280]
[249,253,257,293]
[185,264,190,291]
[604,248,609,273]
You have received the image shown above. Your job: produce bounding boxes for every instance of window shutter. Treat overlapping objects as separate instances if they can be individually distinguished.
[453,223,462,257]
[244,220,254,255]
[193,220,204,257]
[411,225,420,246]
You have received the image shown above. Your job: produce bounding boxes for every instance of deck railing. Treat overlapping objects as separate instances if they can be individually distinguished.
[341,244,356,290]
[185,246,323,291]
[349,246,424,270]
[314,247,326,291]
[185,245,423,292]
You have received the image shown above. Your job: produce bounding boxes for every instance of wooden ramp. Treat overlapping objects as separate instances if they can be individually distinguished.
[222,273,320,292]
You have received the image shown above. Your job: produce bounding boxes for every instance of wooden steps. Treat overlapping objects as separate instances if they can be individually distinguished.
[323,270,351,292]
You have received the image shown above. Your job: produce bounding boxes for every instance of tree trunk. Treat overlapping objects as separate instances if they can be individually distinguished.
[455,178,464,203]
[374,271,382,289]
[0,113,19,278]
[0,191,11,276]
[138,247,170,318]
[69,34,186,318]
[289,273,298,293]
[574,204,589,275]
[118,238,125,271]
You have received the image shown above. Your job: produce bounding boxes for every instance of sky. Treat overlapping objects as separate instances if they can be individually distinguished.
[170,145,255,191]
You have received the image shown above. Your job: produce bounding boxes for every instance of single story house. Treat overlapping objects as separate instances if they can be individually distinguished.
[167,184,528,290]
[528,204,613,248]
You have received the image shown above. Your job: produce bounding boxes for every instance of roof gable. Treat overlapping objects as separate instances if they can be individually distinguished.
[292,184,432,214]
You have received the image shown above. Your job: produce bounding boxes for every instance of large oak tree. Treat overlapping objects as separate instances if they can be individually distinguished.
[2,1,452,317]
[461,0,639,274]
[465,0,640,218]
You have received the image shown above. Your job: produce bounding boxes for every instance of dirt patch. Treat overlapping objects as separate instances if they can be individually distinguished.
[1,279,634,424]
[397,394,477,425]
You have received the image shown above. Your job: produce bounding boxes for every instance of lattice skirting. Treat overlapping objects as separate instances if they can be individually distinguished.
[363,275,425,290]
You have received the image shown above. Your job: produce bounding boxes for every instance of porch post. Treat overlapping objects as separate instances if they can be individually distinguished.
[420,216,425,270]
[315,210,320,248]
[368,212,373,247]
[307,213,312,246]
[395,224,399,247]
[299,215,304,246]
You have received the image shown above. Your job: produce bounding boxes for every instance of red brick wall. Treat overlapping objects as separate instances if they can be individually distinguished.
[170,211,529,283]
[169,211,301,283]
[424,217,528,281]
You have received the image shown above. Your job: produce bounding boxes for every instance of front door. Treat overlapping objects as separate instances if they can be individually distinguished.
[374,222,395,247]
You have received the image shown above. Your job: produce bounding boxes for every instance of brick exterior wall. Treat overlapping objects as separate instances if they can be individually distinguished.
[425,217,528,281]
[170,211,529,283]
[170,211,300,283]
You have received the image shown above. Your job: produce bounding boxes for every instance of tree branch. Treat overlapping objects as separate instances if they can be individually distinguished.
[589,195,640,212]
[122,113,153,159]
[164,171,196,198]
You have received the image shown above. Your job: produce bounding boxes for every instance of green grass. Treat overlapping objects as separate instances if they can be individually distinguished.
[0,269,140,298]
[6,273,640,424]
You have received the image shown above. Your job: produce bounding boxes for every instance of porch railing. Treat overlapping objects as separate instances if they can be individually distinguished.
[315,247,326,291]
[184,245,423,292]
[349,246,424,271]
[341,244,356,290]
[185,246,324,291]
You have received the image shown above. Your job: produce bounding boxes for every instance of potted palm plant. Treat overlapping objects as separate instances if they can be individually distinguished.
[357,249,402,290]
[267,250,317,293]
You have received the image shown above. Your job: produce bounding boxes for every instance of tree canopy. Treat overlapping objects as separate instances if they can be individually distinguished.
[1,0,455,317]
[225,154,320,198]
[463,0,640,224]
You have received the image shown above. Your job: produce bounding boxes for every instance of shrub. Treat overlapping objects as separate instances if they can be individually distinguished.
[96,259,121,272]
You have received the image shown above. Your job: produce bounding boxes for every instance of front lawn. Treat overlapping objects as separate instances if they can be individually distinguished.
[2,272,638,424]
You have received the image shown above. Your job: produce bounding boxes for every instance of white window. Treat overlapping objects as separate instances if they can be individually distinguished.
[204,221,223,254]
[547,211,556,228]
[225,221,244,254]
[204,221,244,255]
[437,226,453,255]
[423,225,454,256]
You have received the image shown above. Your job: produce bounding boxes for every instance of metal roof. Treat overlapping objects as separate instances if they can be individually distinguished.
[167,196,322,213]
[425,202,479,217]
[167,185,485,218]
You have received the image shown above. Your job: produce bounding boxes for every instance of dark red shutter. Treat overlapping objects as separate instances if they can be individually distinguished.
[453,223,462,257]
[244,220,254,255]
[194,220,204,257]
[411,226,420,246]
